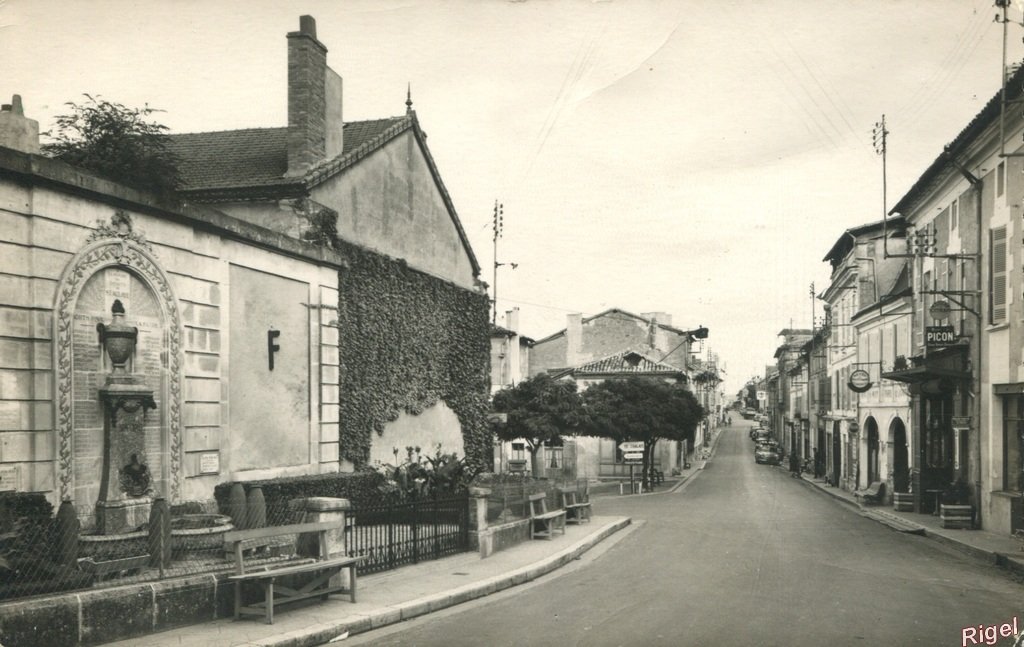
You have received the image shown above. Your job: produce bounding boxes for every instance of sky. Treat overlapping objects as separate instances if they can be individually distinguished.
[2,0,1022,396]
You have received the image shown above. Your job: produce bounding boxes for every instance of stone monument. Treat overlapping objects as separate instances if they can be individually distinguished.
[96,299,157,534]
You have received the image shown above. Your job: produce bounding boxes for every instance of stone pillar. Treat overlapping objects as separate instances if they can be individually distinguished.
[468,486,492,558]
[298,496,351,587]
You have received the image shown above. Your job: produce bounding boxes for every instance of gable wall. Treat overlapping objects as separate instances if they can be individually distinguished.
[312,130,476,290]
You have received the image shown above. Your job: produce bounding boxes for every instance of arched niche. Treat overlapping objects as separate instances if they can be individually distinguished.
[53,217,183,515]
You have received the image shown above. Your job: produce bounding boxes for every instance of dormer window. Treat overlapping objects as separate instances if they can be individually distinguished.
[624,352,642,368]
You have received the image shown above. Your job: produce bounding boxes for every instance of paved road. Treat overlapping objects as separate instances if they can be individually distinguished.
[340,421,1023,646]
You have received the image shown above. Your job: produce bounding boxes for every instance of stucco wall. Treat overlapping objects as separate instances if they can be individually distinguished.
[368,400,465,466]
[312,130,477,290]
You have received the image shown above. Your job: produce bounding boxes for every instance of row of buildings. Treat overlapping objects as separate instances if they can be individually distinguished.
[756,62,1024,537]
[490,307,724,480]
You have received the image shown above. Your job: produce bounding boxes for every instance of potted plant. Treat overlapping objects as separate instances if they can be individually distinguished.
[939,479,974,529]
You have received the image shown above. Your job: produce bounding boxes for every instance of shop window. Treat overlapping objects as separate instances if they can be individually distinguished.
[1004,396,1024,492]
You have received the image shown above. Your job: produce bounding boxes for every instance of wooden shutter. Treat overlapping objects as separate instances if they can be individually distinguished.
[991,226,1008,323]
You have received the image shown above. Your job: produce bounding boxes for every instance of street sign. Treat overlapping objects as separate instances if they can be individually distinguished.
[619,441,645,452]
[623,452,644,461]
[926,325,957,347]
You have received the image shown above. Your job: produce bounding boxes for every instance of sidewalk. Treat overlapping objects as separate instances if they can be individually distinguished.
[796,472,1024,576]
[103,516,631,647]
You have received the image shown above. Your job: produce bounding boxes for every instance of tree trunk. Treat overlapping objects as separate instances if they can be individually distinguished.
[530,446,545,477]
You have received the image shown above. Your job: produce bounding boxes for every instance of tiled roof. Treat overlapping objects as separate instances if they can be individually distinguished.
[573,350,685,376]
[891,64,1024,216]
[165,117,406,193]
[166,127,290,191]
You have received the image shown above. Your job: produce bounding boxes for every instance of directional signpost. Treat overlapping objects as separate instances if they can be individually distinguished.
[620,441,645,493]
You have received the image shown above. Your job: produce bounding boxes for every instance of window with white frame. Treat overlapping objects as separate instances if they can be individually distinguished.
[950,198,958,230]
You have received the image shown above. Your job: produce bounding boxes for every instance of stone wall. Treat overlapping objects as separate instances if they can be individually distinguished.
[0,150,344,511]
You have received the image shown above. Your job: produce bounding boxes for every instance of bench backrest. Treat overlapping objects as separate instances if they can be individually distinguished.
[528,493,549,516]
[865,481,882,495]
[224,520,345,575]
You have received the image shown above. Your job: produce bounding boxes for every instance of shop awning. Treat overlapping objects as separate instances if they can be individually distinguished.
[881,365,971,384]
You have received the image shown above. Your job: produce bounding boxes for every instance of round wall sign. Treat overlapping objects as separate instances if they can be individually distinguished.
[929,299,951,322]
[848,369,872,393]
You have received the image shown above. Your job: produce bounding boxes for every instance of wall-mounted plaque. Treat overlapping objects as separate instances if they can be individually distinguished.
[199,452,220,475]
[0,465,21,492]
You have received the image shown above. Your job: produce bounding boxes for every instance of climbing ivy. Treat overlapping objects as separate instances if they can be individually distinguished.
[333,240,491,471]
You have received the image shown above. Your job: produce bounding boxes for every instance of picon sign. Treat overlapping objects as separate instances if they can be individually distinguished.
[848,369,872,393]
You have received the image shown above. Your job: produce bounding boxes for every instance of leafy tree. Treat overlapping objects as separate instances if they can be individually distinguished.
[42,94,180,196]
[491,374,586,475]
[582,377,703,489]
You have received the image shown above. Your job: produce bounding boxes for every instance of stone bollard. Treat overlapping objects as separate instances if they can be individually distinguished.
[296,497,351,588]
[468,486,492,558]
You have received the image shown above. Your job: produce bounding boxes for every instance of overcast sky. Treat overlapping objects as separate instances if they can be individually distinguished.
[2,0,1020,395]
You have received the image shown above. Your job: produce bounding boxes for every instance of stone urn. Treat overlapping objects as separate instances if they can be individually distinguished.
[97,299,137,376]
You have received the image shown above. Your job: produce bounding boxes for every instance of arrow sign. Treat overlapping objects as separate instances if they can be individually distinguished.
[623,452,644,461]
[619,441,645,452]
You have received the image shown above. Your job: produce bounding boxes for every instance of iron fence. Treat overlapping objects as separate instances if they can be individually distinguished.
[347,495,469,575]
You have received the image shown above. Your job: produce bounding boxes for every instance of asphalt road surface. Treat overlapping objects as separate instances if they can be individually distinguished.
[338,420,1023,646]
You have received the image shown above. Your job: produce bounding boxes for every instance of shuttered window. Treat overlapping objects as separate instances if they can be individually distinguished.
[990,226,1008,324]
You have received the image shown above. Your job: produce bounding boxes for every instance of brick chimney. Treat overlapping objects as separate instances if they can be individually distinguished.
[286,16,339,176]
[0,95,40,154]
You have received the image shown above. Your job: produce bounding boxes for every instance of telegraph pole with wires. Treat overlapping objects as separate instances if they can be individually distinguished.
[491,201,517,325]
[872,114,891,257]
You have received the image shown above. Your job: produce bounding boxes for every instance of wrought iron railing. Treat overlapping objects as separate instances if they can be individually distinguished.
[346,495,470,575]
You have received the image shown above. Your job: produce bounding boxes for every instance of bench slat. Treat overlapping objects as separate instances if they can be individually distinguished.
[224,520,343,544]
[228,556,360,582]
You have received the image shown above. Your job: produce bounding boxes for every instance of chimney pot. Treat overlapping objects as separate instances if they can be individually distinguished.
[299,15,317,38]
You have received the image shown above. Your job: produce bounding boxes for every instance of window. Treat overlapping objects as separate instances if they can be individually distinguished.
[991,226,1008,324]
[950,199,958,230]
[998,161,1006,197]
[511,442,525,461]
[1003,396,1024,492]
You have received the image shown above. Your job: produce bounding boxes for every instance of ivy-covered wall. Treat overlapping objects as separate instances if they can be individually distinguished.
[333,239,492,470]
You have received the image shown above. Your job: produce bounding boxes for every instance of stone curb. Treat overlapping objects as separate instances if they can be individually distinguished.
[237,517,632,647]
[796,477,1024,577]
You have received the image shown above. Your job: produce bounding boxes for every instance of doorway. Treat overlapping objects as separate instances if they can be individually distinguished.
[866,417,880,484]
[832,421,841,487]
[891,418,909,492]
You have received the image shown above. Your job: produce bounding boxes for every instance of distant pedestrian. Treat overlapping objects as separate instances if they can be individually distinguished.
[789,451,801,478]
[813,448,822,479]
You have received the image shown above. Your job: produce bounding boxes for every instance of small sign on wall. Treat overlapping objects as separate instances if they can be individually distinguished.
[199,452,220,475]
[0,465,21,492]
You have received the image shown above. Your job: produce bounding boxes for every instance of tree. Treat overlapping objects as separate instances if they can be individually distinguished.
[42,95,181,196]
[491,374,586,475]
[581,377,703,489]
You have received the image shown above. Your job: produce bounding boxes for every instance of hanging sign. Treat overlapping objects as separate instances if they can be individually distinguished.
[848,369,872,393]
[925,325,957,347]
[619,441,645,452]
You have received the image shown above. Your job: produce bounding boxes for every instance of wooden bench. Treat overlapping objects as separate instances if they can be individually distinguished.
[853,481,886,505]
[560,487,592,525]
[528,493,566,539]
[223,520,360,624]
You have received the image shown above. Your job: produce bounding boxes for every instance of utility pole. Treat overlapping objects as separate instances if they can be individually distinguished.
[491,201,517,325]
[873,115,890,257]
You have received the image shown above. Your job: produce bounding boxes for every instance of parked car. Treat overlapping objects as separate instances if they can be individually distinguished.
[755,445,781,465]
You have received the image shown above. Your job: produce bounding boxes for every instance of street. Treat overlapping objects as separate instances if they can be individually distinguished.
[339,420,1023,647]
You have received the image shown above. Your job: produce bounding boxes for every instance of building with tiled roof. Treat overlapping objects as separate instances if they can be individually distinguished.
[549,350,687,383]
[165,17,481,292]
